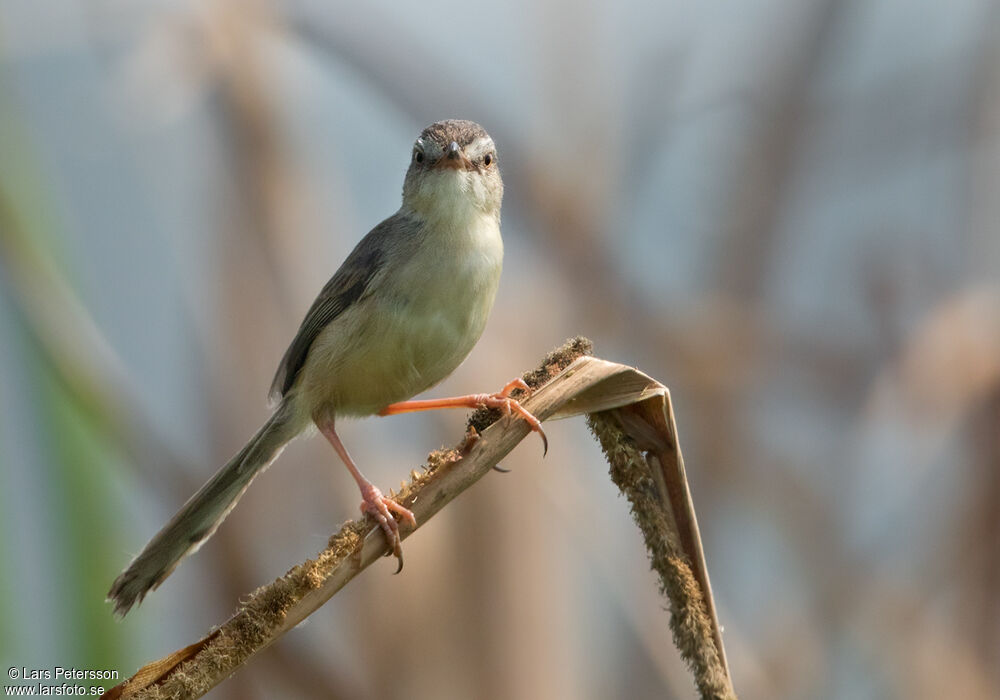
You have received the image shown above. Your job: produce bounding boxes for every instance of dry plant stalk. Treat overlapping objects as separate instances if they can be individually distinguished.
[103,338,735,700]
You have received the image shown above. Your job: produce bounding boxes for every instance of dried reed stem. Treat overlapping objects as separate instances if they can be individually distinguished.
[103,338,734,700]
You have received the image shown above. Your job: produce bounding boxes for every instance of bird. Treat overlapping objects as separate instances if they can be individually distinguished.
[108,119,546,617]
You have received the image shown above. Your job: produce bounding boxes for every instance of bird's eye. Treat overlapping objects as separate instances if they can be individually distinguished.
[483,153,494,166]
[414,149,424,163]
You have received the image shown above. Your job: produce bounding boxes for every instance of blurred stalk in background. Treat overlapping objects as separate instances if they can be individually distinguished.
[0,96,124,673]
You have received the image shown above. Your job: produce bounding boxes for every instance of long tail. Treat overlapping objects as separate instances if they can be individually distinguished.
[108,402,300,617]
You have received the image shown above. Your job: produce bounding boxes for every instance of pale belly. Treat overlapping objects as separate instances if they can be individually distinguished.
[295,245,501,418]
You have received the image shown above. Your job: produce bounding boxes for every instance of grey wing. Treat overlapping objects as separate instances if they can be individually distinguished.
[268,224,387,401]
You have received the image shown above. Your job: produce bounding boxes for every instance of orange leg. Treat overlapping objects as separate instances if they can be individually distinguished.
[379,378,548,455]
[317,418,416,572]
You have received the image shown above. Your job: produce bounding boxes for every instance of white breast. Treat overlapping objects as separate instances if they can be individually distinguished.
[297,206,504,419]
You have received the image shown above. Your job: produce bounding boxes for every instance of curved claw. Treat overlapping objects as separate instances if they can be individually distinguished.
[492,464,512,473]
[360,485,415,573]
[485,379,548,456]
[505,399,547,456]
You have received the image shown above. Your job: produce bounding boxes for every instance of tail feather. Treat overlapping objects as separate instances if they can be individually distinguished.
[108,403,299,617]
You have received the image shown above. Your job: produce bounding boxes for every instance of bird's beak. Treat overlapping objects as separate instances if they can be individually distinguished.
[436,140,471,170]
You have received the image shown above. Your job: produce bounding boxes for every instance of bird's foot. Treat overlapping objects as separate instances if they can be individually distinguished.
[476,378,548,456]
[378,377,548,454]
[359,483,416,573]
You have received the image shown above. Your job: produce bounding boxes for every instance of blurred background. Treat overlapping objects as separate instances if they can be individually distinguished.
[2,0,999,698]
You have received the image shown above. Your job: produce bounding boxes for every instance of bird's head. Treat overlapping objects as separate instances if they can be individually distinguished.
[402,120,503,221]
